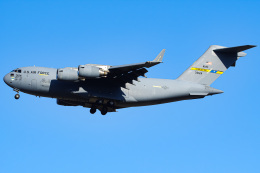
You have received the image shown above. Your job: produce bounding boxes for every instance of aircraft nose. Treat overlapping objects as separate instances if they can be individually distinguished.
[3,73,11,86]
[3,74,8,84]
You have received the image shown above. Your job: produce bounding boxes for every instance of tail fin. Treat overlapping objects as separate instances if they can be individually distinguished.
[177,45,256,85]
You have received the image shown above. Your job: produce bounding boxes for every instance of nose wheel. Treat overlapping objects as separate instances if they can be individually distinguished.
[15,94,20,99]
[13,88,20,100]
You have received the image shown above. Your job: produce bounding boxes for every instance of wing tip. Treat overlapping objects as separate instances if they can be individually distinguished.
[152,49,166,62]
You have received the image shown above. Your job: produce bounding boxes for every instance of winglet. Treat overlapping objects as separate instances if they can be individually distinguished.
[152,49,166,62]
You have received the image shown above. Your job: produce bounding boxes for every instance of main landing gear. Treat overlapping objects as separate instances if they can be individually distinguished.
[90,106,97,114]
[13,88,20,100]
[89,100,114,115]
[101,107,108,116]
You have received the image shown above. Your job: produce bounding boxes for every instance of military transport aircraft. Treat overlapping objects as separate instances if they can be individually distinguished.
[3,45,255,115]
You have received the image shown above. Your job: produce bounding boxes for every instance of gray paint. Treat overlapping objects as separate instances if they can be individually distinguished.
[178,45,255,85]
[3,45,256,114]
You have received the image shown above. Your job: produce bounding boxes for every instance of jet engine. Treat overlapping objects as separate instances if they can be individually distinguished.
[78,65,107,78]
[57,68,78,81]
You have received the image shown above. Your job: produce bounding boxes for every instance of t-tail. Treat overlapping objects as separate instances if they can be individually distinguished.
[177,45,256,85]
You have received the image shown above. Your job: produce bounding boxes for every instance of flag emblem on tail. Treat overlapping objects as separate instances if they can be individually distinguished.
[206,62,212,65]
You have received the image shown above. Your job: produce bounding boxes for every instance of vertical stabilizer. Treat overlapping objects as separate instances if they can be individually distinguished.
[177,45,256,85]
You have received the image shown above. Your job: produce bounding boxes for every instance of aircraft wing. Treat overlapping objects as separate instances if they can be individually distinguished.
[107,49,165,82]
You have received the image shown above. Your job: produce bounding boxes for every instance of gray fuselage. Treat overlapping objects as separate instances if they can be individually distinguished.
[3,66,222,111]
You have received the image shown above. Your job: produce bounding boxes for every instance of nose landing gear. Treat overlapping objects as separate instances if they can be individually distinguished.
[13,88,20,100]
[15,94,20,100]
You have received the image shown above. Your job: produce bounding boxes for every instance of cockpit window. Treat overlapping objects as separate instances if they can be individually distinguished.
[11,69,21,73]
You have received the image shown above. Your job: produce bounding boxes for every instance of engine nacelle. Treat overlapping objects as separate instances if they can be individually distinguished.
[78,65,107,78]
[57,68,78,81]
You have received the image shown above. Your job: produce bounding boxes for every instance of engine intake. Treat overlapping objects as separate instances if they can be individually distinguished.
[78,65,107,78]
[57,68,78,81]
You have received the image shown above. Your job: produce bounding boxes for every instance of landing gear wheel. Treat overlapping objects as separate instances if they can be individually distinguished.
[15,94,20,100]
[101,107,108,115]
[90,107,96,114]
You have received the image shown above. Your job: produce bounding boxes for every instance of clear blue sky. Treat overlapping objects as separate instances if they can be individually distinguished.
[1,0,260,172]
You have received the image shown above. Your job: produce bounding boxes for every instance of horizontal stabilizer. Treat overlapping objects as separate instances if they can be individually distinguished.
[190,88,223,96]
[214,45,256,53]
